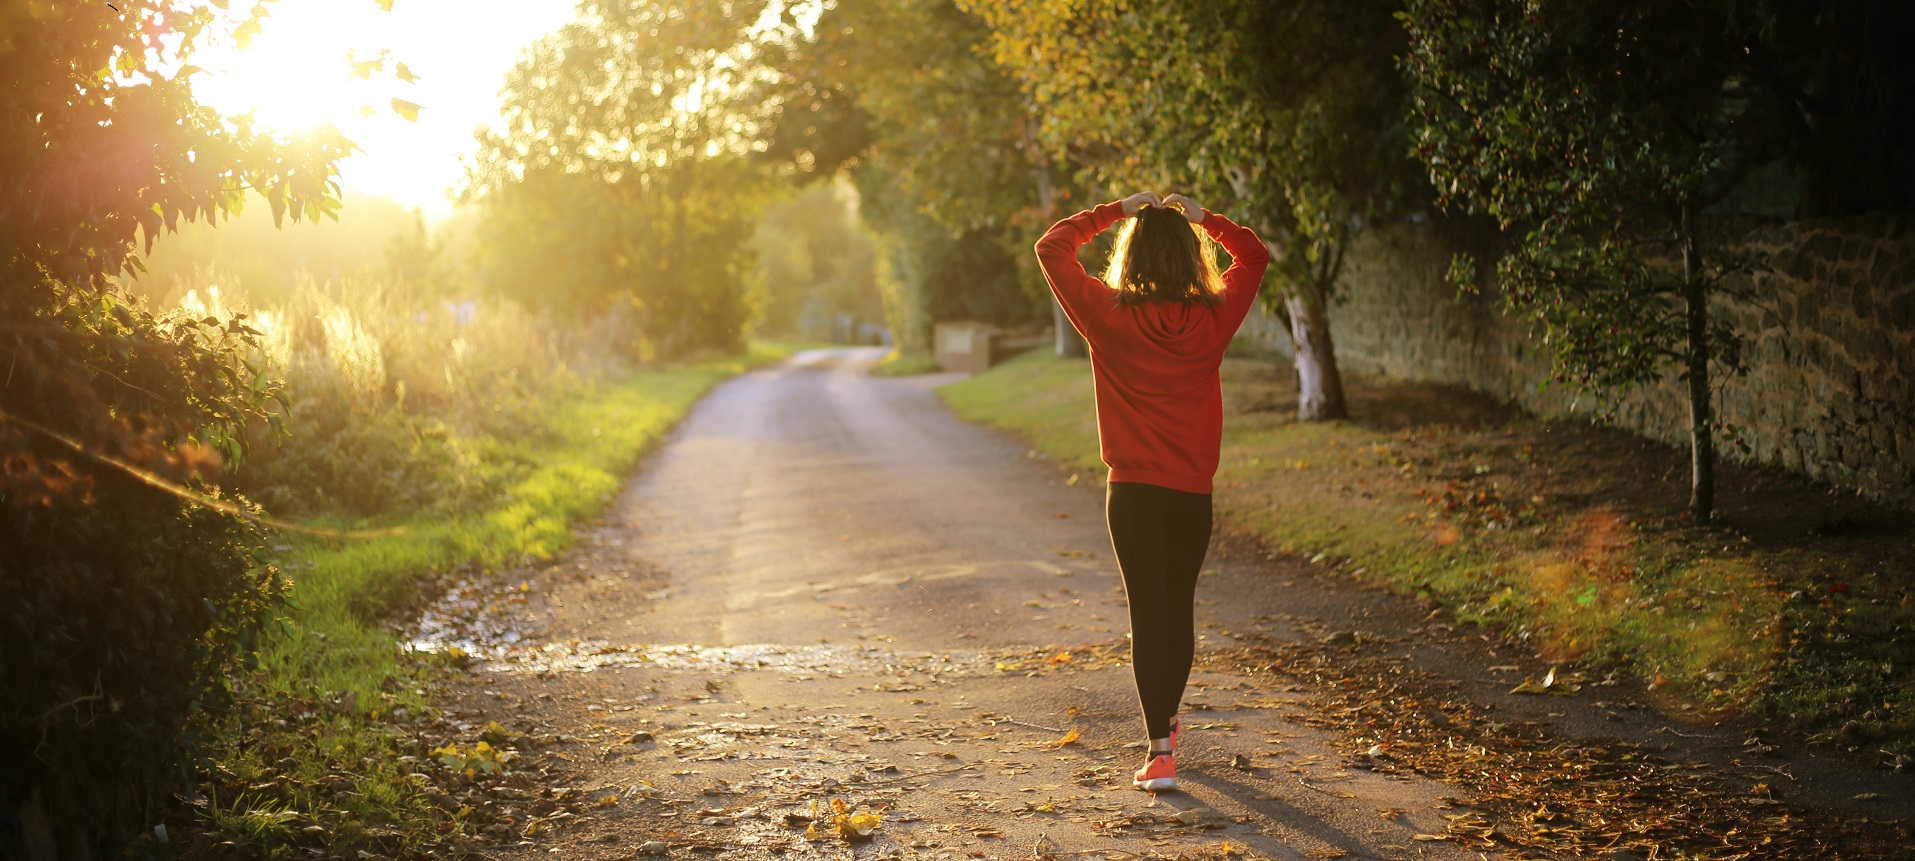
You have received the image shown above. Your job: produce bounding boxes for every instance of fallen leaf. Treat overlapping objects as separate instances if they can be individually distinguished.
[844,810,882,837]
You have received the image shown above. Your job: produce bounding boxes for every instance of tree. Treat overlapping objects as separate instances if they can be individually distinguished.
[750,179,883,340]
[1,0,370,850]
[1397,0,1888,518]
[961,0,1422,420]
[763,0,1079,356]
[465,0,786,358]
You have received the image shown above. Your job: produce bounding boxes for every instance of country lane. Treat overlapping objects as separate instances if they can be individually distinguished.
[427,347,1483,860]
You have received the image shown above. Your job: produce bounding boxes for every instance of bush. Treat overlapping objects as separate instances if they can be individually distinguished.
[165,276,627,524]
[1,488,285,857]
[1,294,289,857]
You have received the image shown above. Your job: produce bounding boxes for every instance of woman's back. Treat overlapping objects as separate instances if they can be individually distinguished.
[1034,196,1270,494]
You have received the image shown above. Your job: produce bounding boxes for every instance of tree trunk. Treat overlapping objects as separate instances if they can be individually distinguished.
[1027,125,1086,359]
[1285,285,1349,420]
[1263,235,1349,421]
[1680,204,1715,520]
[1053,297,1087,357]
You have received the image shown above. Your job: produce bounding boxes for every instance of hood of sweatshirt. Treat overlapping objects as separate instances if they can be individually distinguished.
[1128,299,1218,360]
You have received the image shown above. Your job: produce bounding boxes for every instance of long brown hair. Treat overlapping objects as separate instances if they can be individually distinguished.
[1102,204,1226,306]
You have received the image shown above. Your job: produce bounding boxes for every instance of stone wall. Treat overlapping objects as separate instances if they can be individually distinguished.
[1239,214,1915,510]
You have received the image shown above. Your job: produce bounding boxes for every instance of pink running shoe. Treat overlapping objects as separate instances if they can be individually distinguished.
[1133,753,1176,792]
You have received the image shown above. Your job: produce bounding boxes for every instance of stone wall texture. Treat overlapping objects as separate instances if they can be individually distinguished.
[1240,214,1915,510]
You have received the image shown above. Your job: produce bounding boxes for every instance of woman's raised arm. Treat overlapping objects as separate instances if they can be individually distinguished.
[1035,192,1159,338]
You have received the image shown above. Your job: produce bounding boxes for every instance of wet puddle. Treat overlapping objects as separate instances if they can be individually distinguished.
[482,639,992,677]
[406,572,1005,676]
[407,575,535,658]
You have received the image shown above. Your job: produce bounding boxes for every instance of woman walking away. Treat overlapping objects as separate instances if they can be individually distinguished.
[1035,191,1270,792]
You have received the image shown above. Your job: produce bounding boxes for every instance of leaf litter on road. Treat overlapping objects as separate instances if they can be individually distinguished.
[1200,631,1913,860]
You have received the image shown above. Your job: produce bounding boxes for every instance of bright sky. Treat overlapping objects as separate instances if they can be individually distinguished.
[189,0,582,225]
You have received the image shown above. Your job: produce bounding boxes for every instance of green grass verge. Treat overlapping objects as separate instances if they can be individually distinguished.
[192,344,797,856]
[869,349,945,377]
[940,350,1913,763]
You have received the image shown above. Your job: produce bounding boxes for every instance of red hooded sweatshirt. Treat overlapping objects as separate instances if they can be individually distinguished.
[1035,201,1270,494]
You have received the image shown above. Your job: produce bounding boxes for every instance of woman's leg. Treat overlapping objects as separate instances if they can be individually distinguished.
[1155,488,1212,736]
[1107,482,1213,741]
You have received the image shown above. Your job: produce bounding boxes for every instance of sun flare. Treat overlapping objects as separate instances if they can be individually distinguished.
[185,0,579,222]
[189,2,384,135]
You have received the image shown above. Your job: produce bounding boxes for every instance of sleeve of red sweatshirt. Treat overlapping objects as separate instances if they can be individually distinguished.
[1197,209,1271,335]
[1034,201,1128,343]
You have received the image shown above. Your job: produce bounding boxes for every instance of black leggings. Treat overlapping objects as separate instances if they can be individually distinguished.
[1105,481,1213,740]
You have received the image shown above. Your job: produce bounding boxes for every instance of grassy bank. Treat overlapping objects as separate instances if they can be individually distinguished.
[868,348,944,377]
[189,345,794,856]
[940,351,1914,765]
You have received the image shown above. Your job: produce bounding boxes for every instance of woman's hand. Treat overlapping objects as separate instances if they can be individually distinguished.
[1164,193,1206,223]
[1120,191,1163,216]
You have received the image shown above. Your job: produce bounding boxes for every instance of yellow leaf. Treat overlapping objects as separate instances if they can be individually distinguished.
[1510,676,1547,694]
[391,98,423,122]
[1051,728,1081,748]
[846,810,882,836]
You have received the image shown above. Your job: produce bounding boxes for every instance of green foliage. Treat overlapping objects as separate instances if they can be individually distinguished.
[854,159,1042,333]
[920,227,1034,328]
[1,3,350,292]
[240,290,607,522]
[1395,0,1847,515]
[809,0,1048,234]
[2,487,288,854]
[466,0,795,358]
[1401,0,1755,392]
[0,1,367,849]
[770,0,1061,343]
[958,0,1419,418]
[961,0,1420,299]
[751,180,884,341]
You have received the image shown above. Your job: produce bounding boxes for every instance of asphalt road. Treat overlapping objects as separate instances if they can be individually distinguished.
[441,347,1482,860]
